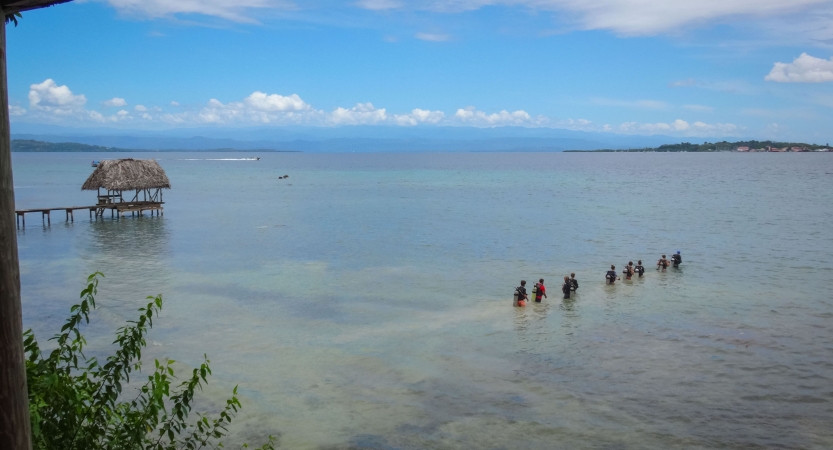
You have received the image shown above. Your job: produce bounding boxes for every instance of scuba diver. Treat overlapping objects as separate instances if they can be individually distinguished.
[514,280,528,307]
[606,265,620,284]
[561,276,572,299]
[625,261,635,280]
[672,251,682,268]
[657,255,670,271]
[570,273,579,291]
[533,278,547,303]
[635,260,646,277]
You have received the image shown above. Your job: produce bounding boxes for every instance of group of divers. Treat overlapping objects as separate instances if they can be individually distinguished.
[513,251,682,306]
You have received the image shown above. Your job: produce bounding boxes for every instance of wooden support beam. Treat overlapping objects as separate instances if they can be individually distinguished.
[0,14,33,450]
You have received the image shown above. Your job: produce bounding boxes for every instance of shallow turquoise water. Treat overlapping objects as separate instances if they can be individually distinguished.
[13,152,833,449]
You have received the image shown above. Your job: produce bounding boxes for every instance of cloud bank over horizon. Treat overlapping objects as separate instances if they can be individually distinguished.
[10,79,742,138]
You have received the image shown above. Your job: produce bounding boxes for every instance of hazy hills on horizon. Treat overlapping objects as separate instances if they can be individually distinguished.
[11,123,721,152]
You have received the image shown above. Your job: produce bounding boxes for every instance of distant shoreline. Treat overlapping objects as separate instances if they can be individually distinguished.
[10,139,300,153]
[565,140,831,153]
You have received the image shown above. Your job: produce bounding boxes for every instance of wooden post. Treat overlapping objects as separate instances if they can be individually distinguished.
[0,13,32,450]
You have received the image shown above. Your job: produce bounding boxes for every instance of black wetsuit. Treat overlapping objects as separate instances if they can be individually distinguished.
[515,286,527,303]
[635,265,645,277]
[606,270,617,284]
[625,266,634,279]
[672,254,682,267]
[562,282,571,299]
[570,278,579,291]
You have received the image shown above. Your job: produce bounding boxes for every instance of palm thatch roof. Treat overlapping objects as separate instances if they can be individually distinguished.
[2,0,74,14]
[82,159,171,191]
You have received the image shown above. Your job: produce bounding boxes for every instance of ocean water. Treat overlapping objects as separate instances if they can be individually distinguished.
[13,151,833,449]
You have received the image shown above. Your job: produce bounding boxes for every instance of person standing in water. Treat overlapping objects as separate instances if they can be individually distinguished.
[672,251,682,268]
[657,255,670,271]
[625,261,635,280]
[562,276,572,299]
[606,265,620,284]
[534,278,547,303]
[570,273,579,291]
[514,280,528,307]
[635,260,646,277]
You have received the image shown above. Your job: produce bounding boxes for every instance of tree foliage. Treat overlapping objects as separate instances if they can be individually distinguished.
[24,273,276,450]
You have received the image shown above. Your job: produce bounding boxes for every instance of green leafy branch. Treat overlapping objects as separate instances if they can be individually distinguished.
[24,273,277,450]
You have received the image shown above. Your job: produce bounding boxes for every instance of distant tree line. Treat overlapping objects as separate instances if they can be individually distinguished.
[10,139,292,153]
[565,140,830,152]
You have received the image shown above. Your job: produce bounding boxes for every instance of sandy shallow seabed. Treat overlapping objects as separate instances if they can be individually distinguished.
[14,152,833,449]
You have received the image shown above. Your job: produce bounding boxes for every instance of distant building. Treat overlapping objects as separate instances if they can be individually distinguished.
[771,147,787,152]
[791,147,807,152]
[736,146,750,152]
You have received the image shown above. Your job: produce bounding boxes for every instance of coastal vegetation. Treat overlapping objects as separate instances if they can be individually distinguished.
[565,140,831,152]
[24,273,275,450]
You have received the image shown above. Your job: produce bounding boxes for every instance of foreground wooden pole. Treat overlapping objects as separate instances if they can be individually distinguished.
[0,14,32,450]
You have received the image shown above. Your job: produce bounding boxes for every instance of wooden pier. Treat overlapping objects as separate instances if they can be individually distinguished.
[15,201,164,227]
[16,158,171,228]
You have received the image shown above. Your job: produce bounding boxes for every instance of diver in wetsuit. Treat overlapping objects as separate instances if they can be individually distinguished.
[671,251,682,268]
[514,280,528,307]
[606,265,620,284]
[570,273,578,291]
[635,260,645,277]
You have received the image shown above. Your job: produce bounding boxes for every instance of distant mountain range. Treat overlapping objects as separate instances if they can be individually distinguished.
[9,124,742,152]
[10,139,285,153]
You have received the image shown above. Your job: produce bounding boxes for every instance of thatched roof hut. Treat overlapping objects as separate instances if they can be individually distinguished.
[82,159,171,191]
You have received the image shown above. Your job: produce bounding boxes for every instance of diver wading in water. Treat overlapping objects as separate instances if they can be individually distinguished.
[514,280,528,307]
[606,265,620,284]
[635,260,645,277]
[534,279,547,302]
[657,255,670,271]
[672,251,682,268]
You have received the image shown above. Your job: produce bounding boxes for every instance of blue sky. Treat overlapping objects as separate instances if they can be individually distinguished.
[6,0,833,143]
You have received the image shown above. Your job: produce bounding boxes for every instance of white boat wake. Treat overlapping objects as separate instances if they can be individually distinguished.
[177,158,260,161]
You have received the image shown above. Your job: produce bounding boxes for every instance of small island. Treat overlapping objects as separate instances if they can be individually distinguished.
[565,140,832,153]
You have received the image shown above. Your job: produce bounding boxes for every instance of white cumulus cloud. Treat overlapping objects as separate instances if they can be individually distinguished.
[28,79,87,114]
[134,104,148,111]
[455,106,535,126]
[102,97,127,107]
[331,102,388,125]
[244,91,310,112]
[9,105,26,116]
[195,93,319,125]
[393,108,445,126]
[765,53,833,83]
[170,101,180,106]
